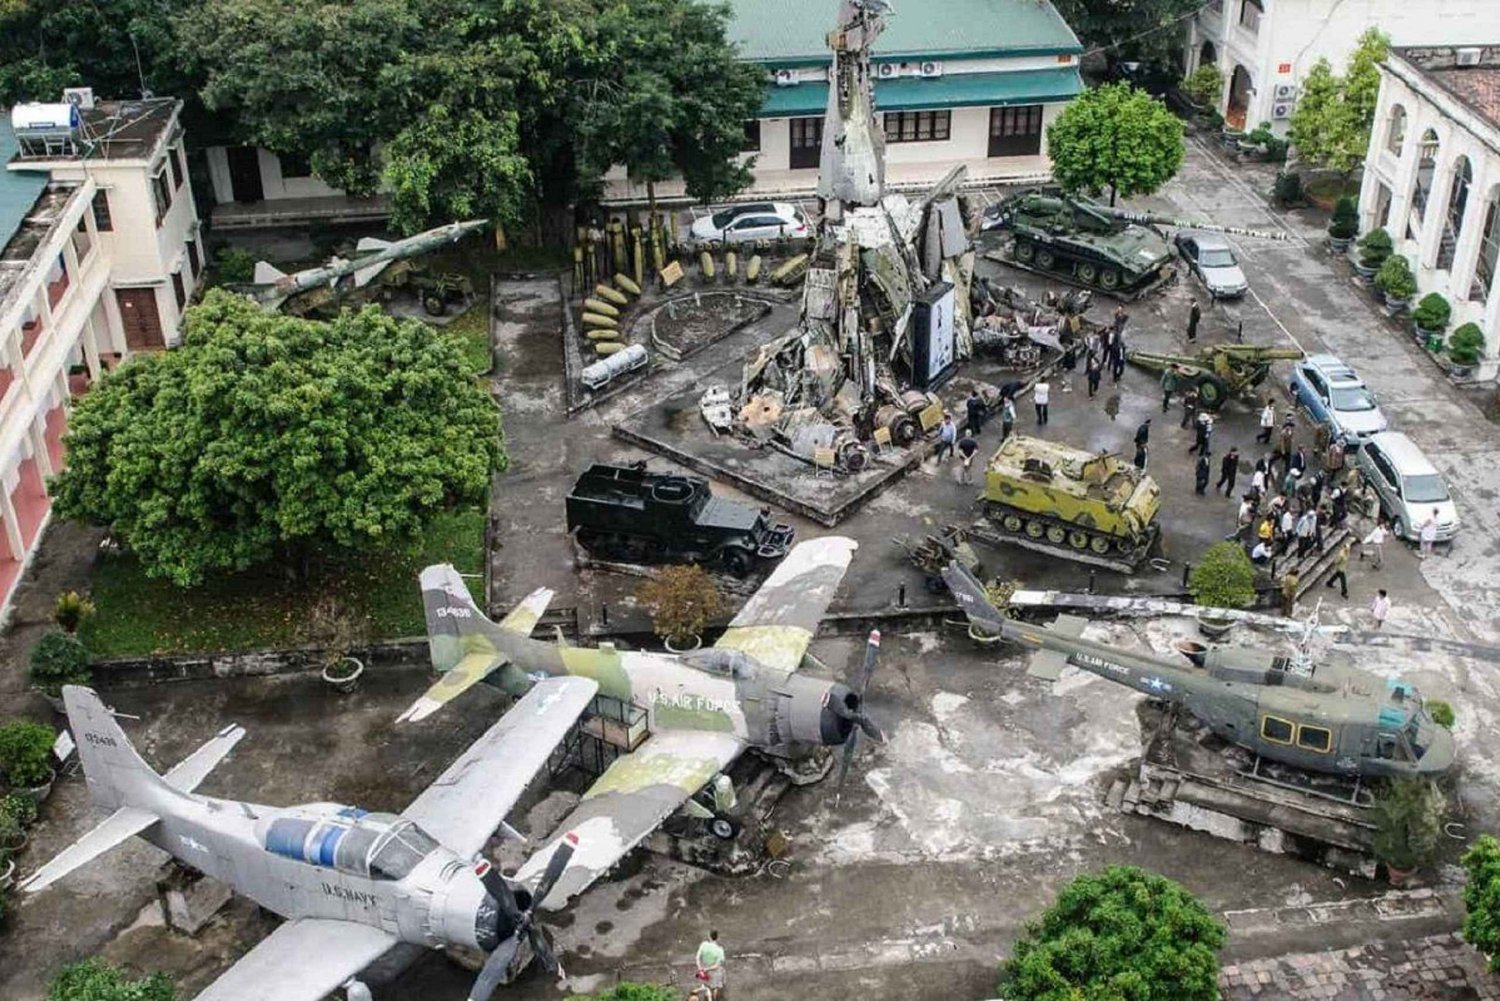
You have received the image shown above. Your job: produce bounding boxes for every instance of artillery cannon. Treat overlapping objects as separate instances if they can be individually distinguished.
[1127,344,1304,410]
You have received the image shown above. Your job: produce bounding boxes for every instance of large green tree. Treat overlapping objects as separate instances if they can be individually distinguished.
[1287,29,1390,175]
[51,290,503,586]
[1049,0,1201,69]
[999,866,1226,1001]
[47,959,175,1001]
[1047,82,1185,205]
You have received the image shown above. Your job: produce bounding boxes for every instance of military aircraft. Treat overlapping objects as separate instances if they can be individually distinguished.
[23,680,601,1001]
[941,562,1456,779]
[403,535,882,907]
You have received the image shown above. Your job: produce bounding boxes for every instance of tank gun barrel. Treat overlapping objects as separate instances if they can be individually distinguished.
[1105,208,1291,242]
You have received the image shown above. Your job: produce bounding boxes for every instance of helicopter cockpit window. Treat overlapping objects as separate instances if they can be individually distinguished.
[1296,725,1332,753]
[369,822,440,881]
[1260,715,1294,744]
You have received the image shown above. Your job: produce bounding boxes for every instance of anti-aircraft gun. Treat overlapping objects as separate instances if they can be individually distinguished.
[1126,343,1305,410]
[982,188,1288,299]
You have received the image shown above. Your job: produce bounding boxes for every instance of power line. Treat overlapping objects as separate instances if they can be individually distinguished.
[1077,1,1217,61]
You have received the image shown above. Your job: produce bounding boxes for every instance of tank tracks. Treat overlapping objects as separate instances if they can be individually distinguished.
[983,241,1177,303]
[969,508,1156,574]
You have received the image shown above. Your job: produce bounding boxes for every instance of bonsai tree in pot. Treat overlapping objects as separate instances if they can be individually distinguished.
[27,631,91,711]
[0,719,58,798]
[1354,227,1392,281]
[1328,196,1359,252]
[637,564,724,652]
[305,597,367,693]
[1374,254,1417,312]
[1412,292,1451,345]
[1181,65,1223,116]
[1188,542,1257,638]
[1448,322,1486,377]
[1372,776,1445,885]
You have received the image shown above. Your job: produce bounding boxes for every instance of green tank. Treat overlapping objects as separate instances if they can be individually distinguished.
[986,190,1174,295]
[980,435,1161,568]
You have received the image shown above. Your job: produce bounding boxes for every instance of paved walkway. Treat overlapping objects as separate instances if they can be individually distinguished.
[1223,933,1498,1000]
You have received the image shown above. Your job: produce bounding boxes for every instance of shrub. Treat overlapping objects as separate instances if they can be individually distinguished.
[1462,834,1500,971]
[1374,254,1417,299]
[0,719,56,788]
[46,959,177,1001]
[565,985,679,1001]
[212,246,256,284]
[1357,227,1393,268]
[1189,541,1257,611]
[1273,170,1304,207]
[1372,777,1445,872]
[29,631,92,698]
[53,591,95,633]
[1329,195,1359,239]
[2,791,38,828]
[0,806,20,854]
[1412,293,1452,331]
[1449,322,1486,366]
[998,866,1225,1001]
[1428,699,1455,729]
[1182,65,1223,108]
[637,565,724,647]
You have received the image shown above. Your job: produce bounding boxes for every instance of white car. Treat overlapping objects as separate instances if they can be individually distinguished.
[1354,432,1459,542]
[689,202,807,244]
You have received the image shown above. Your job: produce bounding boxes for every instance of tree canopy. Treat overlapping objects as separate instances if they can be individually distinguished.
[51,290,503,586]
[999,866,1226,1001]
[47,959,176,1001]
[1046,82,1185,205]
[1049,0,1200,69]
[1288,29,1390,175]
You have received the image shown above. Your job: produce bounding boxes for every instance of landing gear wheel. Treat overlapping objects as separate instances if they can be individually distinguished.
[1195,375,1227,410]
[709,815,741,841]
[722,549,752,578]
[1024,519,1046,539]
[1014,240,1036,263]
[1036,249,1057,270]
[1001,513,1024,533]
[1076,262,1099,284]
[1046,525,1066,544]
[1068,530,1089,550]
[1098,268,1121,290]
[1090,536,1112,555]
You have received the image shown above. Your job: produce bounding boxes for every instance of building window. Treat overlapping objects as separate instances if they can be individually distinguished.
[151,171,173,226]
[884,110,951,144]
[171,271,186,310]
[1239,0,1263,33]
[186,238,201,278]
[169,147,184,190]
[72,217,93,263]
[91,190,113,232]
[789,116,823,170]
[1408,128,1439,239]
[741,121,761,153]
[1373,182,1392,230]
[1296,725,1332,753]
[988,105,1043,158]
[1438,157,1473,272]
[279,151,312,178]
[1260,715,1294,744]
[1474,187,1499,302]
[1386,105,1407,157]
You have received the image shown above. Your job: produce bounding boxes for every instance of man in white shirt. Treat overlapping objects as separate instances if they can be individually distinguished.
[1257,398,1276,444]
[1360,521,1388,569]
[1250,539,1273,565]
[1369,589,1391,629]
[1418,508,1439,559]
[1033,379,1051,425]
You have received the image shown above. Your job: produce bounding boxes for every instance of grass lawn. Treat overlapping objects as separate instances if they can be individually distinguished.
[80,507,486,657]
[1303,175,1362,209]
[438,304,493,376]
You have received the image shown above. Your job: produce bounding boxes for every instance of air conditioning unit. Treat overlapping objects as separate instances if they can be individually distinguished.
[919,60,943,78]
[1272,102,1296,120]
[1456,47,1483,67]
[774,68,798,87]
[877,63,899,79]
[1273,82,1298,101]
[62,86,95,110]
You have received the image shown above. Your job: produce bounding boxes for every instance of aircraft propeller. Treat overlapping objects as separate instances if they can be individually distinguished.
[469,832,578,1001]
[834,630,886,793]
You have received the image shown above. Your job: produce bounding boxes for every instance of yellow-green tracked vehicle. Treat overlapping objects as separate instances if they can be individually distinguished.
[977,435,1161,570]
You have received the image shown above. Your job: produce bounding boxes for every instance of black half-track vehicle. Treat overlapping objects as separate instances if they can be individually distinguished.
[566,464,793,576]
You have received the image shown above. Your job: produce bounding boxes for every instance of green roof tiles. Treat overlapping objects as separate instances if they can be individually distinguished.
[0,119,49,253]
[761,66,1082,116]
[727,0,1082,64]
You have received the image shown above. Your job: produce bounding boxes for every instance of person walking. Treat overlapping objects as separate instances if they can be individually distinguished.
[1179,386,1199,429]
[1325,538,1352,599]
[1277,505,1296,555]
[1257,398,1276,444]
[1086,351,1103,398]
[1369,589,1391,629]
[1109,306,1128,382]
[695,930,727,1001]
[1360,520,1388,570]
[1325,435,1346,475]
[1418,508,1439,558]
[935,414,957,461]
[1235,494,1256,542]
[1217,446,1240,497]
[964,389,986,436]
[1000,396,1016,440]
[1195,452,1211,495]
[1281,568,1300,618]
[1250,460,1267,505]
[1134,442,1149,470]
[1289,445,1308,477]
[1295,507,1318,558]
[1161,368,1176,412]
[1186,300,1201,342]
[1188,411,1213,455]
[1134,419,1151,449]
[1329,485,1348,528]
[957,431,980,483]
[1033,379,1050,425]
[1112,303,1129,337]
[1275,416,1296,478]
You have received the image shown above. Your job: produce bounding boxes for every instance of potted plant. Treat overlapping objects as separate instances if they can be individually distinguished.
[1372,777,1445,885]
[1181,65,1223,117]
[1272,170,1305,209]
[1328,196,1359,253]
[1447,322,1486,379]
[637,564,724,652]
[27,631,92,712]
[52,591,95,634]
[1374,254,1416,312]
[1189,542,1257,639]
[0,719,57,800]
[306,597,366,693]
[1412,292,1451,341]
[1426,699,1455,729]
[1353,228,1392,281]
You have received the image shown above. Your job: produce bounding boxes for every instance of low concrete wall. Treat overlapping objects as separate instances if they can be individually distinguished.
[92,638,429,689]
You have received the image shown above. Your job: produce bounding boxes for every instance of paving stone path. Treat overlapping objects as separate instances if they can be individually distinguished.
[1222,933,1499,1000]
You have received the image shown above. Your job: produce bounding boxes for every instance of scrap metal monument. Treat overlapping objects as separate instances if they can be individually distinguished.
[732,0,975,470]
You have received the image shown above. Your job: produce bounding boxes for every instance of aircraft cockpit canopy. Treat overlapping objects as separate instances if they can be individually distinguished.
[264,808,440,880]
[676,647,754,678]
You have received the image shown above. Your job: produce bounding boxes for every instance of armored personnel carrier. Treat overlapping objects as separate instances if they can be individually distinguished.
[977,436,1160,569]
[566,464,793,576]
[984,191,1175,296]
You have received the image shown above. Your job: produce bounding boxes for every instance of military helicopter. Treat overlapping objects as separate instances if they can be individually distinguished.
[942,563,1456,780]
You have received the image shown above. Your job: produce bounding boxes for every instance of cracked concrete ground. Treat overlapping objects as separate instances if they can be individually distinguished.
[2,140,1499,999]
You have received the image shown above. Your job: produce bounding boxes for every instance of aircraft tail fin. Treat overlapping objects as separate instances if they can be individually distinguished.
[940,561,1010,633]
[62,685,179,813]
[20,805,157,893]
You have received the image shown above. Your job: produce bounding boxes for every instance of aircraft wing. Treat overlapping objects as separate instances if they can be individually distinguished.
[713,536,857,672]
[191,918,396,1001]
[402,675,598,859]
[514,729,744,910]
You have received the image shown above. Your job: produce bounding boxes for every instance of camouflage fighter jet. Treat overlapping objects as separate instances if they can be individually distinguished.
[24,681,600,1001]
[403,535,882,908]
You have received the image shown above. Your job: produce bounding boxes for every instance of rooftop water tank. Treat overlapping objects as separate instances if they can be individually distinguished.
[11,103,80,134]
